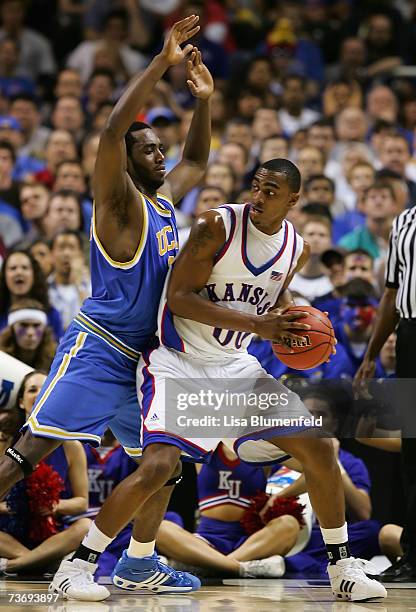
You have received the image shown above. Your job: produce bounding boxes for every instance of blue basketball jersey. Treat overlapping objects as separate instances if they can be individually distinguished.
[79,191,178,354]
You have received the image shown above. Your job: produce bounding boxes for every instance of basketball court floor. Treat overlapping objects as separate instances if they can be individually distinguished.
[0,578,414,611]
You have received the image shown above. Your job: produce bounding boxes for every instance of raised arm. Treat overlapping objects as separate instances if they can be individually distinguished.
[93,15,200,210]
[167,211,311,342]
[162,49,214,204]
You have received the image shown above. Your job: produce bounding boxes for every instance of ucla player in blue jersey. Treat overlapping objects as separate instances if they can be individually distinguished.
[0,15,214,600]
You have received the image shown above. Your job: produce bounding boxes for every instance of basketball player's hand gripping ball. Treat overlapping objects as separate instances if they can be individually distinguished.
[271,306,336,370]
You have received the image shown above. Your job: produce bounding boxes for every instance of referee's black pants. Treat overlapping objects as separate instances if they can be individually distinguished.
[396,319,416,563]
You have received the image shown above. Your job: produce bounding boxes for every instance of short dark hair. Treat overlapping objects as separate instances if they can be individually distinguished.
[124,121,151,157]
[305,174,335,193]
[102,9,128,30]
[238,87,264,100]
[371,119,396,135]
[198,185,226,198]
[260,134,288,148]
[301,202,333,222]
[340,278,377,300]
[345,248,374,262]
[55,158,82,173]
[384,133,410,151]
[89,68,116,88]
[303,215,332,232]
[308,118,335,131]
[0,139,15,163]
[364,181,396,201]
[221,140,249,163]
[29,237,51,250]
[51,229,83,250]
[53,95,82,113]
[250,55,272,68]
[282,74,307,89]
[375,168,403,181]
[50,188,81,203]
[259,158,301,192]
[49,189,83,229]
[226,117,253,129]
[10,93,39,108]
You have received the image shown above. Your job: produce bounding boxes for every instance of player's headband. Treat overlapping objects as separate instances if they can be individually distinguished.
[8,309,47,327]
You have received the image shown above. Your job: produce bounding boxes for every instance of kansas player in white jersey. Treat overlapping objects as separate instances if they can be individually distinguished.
[131,159,385,602]
[0,16,214,600]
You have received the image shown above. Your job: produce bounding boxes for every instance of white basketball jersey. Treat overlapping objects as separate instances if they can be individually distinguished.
[158,203,304,360]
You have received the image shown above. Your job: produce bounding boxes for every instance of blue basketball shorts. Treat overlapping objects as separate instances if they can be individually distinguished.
[24,318,143,458]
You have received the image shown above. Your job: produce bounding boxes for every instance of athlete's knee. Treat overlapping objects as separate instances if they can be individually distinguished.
[267,514,300,537]
[266,514,300,553]
[133,445,181,490]
[157,519,181,538]
[379,524,401,549]
[297,437,336,471]
[65,518,92,547]
[71,518,92,539]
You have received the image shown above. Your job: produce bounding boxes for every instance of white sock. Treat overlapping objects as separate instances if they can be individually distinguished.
[82,522,115,553]
[320,522,348,545]
[127,537,155,558]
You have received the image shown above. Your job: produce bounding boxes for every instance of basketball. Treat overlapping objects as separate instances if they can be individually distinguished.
[272,306,335,370]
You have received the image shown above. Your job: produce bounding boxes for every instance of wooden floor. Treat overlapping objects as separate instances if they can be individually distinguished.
[0,578,414,611]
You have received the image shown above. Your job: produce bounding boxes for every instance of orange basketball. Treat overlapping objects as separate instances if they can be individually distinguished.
[272,305,335,370]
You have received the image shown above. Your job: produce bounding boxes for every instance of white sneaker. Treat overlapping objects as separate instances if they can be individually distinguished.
[328,557,387,602]
[49,558,110,601]
[239,555,285,578]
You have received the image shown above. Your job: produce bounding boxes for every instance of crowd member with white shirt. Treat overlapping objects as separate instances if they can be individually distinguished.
[290,216,333,301]
[0,0,56,81]
[278,75,320,137]
[67,10,147,85]
[47,229,90,330]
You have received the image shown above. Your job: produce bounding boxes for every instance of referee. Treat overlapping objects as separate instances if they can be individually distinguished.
[355,206,416,581]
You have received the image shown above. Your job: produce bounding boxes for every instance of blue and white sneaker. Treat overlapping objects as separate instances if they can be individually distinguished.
[111,551,201,593]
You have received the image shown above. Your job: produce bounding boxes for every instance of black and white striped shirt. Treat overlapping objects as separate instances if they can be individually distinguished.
[386,207,416,318]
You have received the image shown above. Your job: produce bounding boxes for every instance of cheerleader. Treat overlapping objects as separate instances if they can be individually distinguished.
[0,371,90,574]
[156,442,303,577]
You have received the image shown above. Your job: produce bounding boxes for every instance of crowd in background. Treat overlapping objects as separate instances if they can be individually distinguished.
[0,0,413,576]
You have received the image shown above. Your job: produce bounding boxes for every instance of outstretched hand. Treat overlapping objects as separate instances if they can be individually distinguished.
[186,48,214,99]
[160,15,200,66]
[353,358,376,399]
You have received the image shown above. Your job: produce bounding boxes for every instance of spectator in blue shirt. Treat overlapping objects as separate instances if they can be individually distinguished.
[0,37,35,98]
[334,279,379,376]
